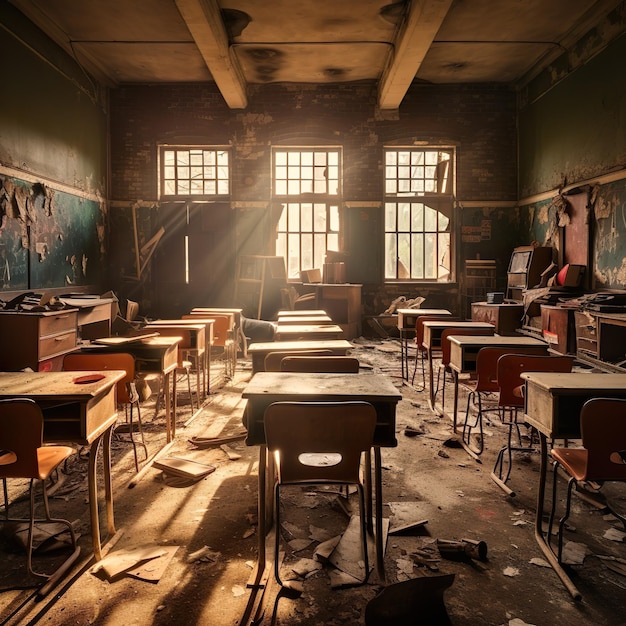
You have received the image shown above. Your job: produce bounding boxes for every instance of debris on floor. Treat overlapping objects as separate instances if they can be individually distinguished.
[91,544,178,583]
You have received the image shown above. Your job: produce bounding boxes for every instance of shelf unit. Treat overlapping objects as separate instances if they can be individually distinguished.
[506,246,553,301]
[463,260,496,319]
[234,255,286,319]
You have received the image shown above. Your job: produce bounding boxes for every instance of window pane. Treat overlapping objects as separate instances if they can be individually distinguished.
[411,234,423,279]
[424,233,436,279]
[329,205,339,232]
[275,180,287,195]
[288,180,300,194]
[384,203,396,231]
[314,234,326,266]
[411,203,424,230]
[275,151,287,166]
[287,203,300,230]
[287,233,300,277]
[313,204,327,231]
[424,206,437,231]
[301,204,312,232]
[385,233,397,279]
[398,233,410,277]
[398,203,410,231]
[301,233,313,269]
[161,147,229,197]
[327,233,338,252]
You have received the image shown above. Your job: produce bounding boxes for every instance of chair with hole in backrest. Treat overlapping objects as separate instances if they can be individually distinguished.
[63,352,148,472]
[280,355,360,373]
[0,398,81,584]
[460,346,548,458]
[264,349,333,372]
[549,397,626,563]
[491,353,573,495]
[411,316,459,391]
[263,401,377,589]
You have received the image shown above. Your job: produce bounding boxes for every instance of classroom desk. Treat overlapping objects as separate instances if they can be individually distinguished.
[522,371,626,600]
[277,309,328,317]
[396,309,452,381]
[84,336,180,441]
[0,370,125,561]
[448,335,547,433]
[146,322,206,401]
[421,321,494,412]
[242,371,402,583]
[276,314,332,325]
[190,307,243,364]
[274,323,344,341]
[248,339,353,374]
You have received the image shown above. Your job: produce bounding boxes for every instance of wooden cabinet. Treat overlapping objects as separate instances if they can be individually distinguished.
[575,310,626,371]
[470,302,524,336]
[296,283,362,339]
[540,305,576,355]
[0,309,78,371]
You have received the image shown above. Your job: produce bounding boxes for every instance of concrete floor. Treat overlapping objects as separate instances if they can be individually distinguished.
[1,339,625,625]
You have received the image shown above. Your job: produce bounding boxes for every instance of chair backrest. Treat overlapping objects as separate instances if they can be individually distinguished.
[0,398,45,479]
[415,316,458,353]
[185,313,230,347]
[440,327,495,367]
[263,401,377,484]
[63,352,136,404]
[264,349,333,372]
[496,354,574,408]
[472,346,548,393]
[580,397,626,481]
[280,355,360,373]
[126,299,139,322]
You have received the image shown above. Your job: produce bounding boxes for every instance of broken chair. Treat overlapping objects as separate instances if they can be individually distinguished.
[263,401,377,588]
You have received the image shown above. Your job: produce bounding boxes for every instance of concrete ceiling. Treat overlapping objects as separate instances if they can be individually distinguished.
[10,0,625,109]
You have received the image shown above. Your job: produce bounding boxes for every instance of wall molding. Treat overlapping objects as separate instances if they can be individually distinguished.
[0,163,103,203]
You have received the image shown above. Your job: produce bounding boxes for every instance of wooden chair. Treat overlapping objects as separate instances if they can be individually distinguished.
[549,397,626,562]
[264,349,333,372]
[280,355,360,373]
[263,401,377,588]
[63,352,148,471]
[0,398,80,585]
[147,326,200,415]
[460,346,547,458]
[411,316,459,391]
[434,327,494,410]
[491,353,573,495]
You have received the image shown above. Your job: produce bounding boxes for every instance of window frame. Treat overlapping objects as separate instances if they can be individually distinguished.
[383,146,456,283]
[158,145,231,200]
[272,147,343,280]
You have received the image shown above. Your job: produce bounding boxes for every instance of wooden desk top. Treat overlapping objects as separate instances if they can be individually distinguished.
[276,315,332,324]
[0,370,125,399]
[277,309,327,317]
[449,335,545,348]
[275,323,343,333]
[148,319,214,326]
[521,371,626,392]
[243,371,402,447]
[243,371,401,401]
[422,320,494,330]
[397,309,452,330]
[248,339,352,354]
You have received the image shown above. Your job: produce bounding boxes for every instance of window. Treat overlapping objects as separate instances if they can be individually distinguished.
[384,148,454,281]
[273,148,341,279]
[160,146,230,198]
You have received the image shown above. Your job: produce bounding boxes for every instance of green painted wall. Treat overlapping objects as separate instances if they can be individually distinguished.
[0,4,108,293]
[519,33,626,198]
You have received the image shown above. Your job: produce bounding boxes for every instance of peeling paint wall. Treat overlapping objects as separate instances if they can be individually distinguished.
[519,25,626,291]
[0,5,108,294]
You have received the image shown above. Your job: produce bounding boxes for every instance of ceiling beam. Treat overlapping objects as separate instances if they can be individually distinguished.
[378,0,453,110]
[175,0,247,109]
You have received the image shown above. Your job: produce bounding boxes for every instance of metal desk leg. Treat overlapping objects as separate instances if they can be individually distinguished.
[427,348,436,411]
[364,450,373,534]
[374,447,386,582]
[534,433,582,600]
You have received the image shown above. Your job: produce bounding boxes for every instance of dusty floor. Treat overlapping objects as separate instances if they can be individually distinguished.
[1,338,625,626]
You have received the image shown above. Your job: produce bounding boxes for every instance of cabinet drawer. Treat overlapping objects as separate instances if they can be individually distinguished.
[40,312,78,336]
[39,331,77,359]
[574,311,597,342]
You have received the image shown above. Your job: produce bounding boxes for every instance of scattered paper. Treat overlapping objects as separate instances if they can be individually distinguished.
[561,541,589,565]
[603,527,626,543]
[503,566,519,577]
[529,557,551,568]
